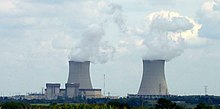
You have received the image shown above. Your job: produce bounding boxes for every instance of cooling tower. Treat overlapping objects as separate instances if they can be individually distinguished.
[138,60,168,95]
[67,61,93,89]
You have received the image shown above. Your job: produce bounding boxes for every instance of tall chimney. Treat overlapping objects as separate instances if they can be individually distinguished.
[67,61,93,89]
[138,60,168,95]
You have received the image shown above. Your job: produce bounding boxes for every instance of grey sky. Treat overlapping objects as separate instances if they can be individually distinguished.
[0,0,220,96]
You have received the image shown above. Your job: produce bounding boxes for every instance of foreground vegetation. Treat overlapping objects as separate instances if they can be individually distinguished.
[0,98,220,109]
[1,102,128,109]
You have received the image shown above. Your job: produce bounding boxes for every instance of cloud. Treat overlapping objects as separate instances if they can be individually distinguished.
[0,0,16,13]
[197,0,220,39]
[52,33,74,49]
[214,0,220,10]
[147,0,175,6]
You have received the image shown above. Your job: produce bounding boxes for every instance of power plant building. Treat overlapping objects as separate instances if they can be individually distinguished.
[46,83,61,100]
[45,83,102,100]
[65,83,80,98]
[79,89,102,99]
[138,60,168,95]
[45,61,102,100]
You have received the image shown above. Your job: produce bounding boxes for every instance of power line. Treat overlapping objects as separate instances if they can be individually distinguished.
[205,85,208,95]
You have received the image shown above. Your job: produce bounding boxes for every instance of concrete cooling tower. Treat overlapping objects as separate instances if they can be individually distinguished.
[67,61,93,89]
[138,60,168,95]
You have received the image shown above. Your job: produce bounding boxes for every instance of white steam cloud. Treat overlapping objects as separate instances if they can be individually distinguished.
[68,24,115,63]
[141,10,201,61]
[100,2,127,33]
[68,1,127,63]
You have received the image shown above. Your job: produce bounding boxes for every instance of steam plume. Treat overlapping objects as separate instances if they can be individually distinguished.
[100,2,127,32]
[68,24,115,63]
[68,1,126,63]
[142,10,201,61]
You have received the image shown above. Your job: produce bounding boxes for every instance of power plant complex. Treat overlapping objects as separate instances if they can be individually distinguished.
[45,61,102,100]
[44,59,169,100]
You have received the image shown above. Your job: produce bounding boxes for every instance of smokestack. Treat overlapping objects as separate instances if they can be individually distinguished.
[138,60,168,95]
[67,61,93,89]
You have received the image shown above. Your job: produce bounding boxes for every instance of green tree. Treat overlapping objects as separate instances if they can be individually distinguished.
[195,103,212,109]
[1,102,30,109]
[155,98,182,109]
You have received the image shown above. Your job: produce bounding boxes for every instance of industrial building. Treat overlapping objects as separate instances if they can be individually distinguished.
[24,93,45,100]
[79,89,102,99]
[44,60,103,100]
[46,83,61,100]
[138,60,169,95]
[45,83,102,100]
[65,83,80,98]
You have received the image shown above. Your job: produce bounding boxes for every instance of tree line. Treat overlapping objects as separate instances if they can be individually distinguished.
[0,98,217,109]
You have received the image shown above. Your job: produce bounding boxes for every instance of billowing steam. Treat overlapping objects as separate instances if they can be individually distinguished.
[68,7,201,62]
[68,1,127,63]
[142,10,201,61]
[68,24,115,63]
[100,2,127,32]
[107,3,127,33]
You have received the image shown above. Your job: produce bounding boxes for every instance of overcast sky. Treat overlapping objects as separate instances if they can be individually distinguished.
[0,0,220,97]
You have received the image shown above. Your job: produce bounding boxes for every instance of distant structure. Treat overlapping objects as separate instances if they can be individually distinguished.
[65,83,80,98]
[44,60,105,100]
[46,83,61,100]
[45,83,102,100]
[24,93,45,100]
[138,60,168,95]
[79,89,102,99]
[67,61,93,89]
